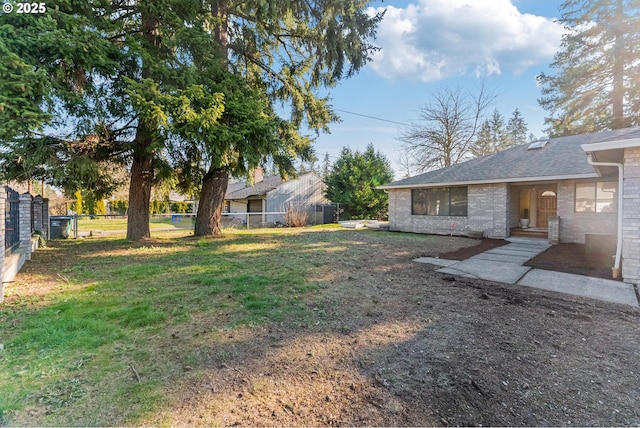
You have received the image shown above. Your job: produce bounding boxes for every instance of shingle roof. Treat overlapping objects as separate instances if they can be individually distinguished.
[225,175,283,200]
[381,127,640,189]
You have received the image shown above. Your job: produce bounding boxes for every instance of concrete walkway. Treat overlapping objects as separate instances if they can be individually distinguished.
[415,237,639,308]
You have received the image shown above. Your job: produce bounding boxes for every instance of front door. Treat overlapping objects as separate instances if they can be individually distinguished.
[537,190,557,229]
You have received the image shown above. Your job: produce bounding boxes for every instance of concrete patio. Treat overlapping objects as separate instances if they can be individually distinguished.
[415,237,639,307]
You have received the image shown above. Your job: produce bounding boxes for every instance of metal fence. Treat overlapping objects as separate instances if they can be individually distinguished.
[221,211,287,228]
[5,187,20,252]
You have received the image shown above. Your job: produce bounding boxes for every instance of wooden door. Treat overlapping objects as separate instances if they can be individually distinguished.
[537,190,557,229]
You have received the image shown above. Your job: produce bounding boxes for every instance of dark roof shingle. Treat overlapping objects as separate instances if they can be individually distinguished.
[382,127,640,188]
[225,175,283,200]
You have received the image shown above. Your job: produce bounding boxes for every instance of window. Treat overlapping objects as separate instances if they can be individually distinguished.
[528,140,548,150]
[575,181,616,213]
[223,200,230,213]
[412,187,468,216]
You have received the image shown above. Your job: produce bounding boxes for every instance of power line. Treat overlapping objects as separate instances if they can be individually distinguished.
[334,108,410,126]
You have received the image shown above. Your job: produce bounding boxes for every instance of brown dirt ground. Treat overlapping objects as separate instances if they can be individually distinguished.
[438,238,509,260]
[154,234,640,427]
[524,243,618,280]
[6,231,640,426]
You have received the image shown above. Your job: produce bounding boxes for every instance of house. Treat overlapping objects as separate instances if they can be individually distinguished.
[223,169,331,226]
[379,127,640,284]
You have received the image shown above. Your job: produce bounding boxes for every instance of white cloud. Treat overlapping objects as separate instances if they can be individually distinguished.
[368,0,564,82]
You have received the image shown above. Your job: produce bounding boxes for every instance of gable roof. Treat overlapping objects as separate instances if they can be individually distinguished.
[225,175,284,200]
[380,127,640,189]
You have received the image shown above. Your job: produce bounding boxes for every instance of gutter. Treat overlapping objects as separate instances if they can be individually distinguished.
[377,173,599,190]
[585,153,624,278]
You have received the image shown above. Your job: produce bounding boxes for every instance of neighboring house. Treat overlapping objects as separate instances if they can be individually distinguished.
[379,127,640,284]
[223,169,331,225]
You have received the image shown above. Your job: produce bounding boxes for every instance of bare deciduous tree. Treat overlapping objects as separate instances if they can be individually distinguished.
[398,85,496,172]
[395,151,418,179]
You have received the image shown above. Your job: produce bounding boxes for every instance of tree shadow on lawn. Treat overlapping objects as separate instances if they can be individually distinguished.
[2,229,482,425]
[136,241,640,427]
[354,279,640,427]
[6,229,638,426]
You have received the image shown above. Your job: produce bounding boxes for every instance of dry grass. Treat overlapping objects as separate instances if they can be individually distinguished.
[285,204,308,227]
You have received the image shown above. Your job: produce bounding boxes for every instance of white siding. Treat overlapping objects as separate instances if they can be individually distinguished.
[266,173,328,218]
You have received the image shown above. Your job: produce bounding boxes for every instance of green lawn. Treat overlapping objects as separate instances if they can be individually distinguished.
[0,225,368,425]
[77,216,194,231]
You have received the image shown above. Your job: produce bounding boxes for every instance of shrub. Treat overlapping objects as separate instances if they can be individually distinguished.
[170,201,193,213]
[285,204,307,227]
[109,200,128,215]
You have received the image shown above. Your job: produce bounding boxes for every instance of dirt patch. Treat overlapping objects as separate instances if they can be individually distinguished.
[525,243,616,280]
[5,230,640,426]
[438,237,617,281]
[438,238,509,260]
[146,233,640,426]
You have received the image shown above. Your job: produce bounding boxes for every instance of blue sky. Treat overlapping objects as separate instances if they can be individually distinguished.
[313,0,566,177]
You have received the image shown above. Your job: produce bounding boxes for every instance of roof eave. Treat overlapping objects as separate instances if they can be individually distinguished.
[581,137,640,153]
[378,173,599,190]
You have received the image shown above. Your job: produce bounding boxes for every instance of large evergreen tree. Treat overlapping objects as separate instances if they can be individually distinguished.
[538,0,640,136]
[0,37,49,142]
[0,4,128,199]
[506,108,529,147]
[470,119,494,158]
[471,109,529,158]
[0,1,383,240]
[325,145,393,220]
[489,109,509,150]
[169,71,312,236]
[186,0,382,237]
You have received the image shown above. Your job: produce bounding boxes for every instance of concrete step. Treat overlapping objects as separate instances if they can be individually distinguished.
[510,228,548,239]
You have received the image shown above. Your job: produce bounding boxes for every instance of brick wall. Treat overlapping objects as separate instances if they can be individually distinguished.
[387,183,509,239]
[622,147,640,284]
[467,183,509,238]
[42,198,50,239]
[32,196,43,234]
[0,190,4,302]
[387,189,469,236]
[19,193,32,256]
[556,180,617,244]
[548,216,560,245]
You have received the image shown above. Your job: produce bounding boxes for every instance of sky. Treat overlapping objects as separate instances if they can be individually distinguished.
[313,0,566,177]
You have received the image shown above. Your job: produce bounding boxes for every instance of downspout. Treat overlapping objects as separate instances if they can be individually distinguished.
[585,154,624,278]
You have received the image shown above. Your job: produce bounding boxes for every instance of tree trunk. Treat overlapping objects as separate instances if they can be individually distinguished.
[191,1,230,238]
[126,6,159,241]
[126,149,154,240]
[194,168,229,237]
[212,0,229,59]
